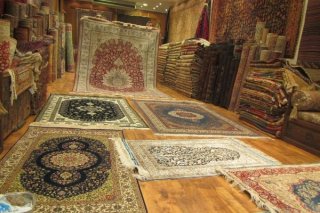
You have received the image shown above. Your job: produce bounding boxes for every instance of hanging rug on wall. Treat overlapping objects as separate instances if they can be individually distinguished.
[0,127,146,213]
[115,138,280,180]
[132,99,260,137]
[218,164,320,213]
[31,94,147,129]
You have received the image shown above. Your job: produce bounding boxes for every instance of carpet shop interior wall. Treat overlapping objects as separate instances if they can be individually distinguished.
[168,0,206,42]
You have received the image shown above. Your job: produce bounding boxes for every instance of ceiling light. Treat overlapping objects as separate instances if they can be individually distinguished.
[159,3,162,5]
[156,5,158,8]
[153,7,155,9]
[142,3,148,6]
[165,9,168,11]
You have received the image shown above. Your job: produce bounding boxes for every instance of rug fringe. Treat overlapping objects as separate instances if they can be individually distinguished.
[217,169,279,213]
[111,137,153,181]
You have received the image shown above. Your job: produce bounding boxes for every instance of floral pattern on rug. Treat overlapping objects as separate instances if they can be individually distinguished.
[219,164,320,212]
[132,100,258,136]
[119,138,279,180]
[0,127,146,212]
[90,39,144,92]
[32,94,147,129]
[74,17,168,98]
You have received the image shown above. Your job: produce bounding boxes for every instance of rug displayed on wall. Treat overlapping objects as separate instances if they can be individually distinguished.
[32,94,147,129]
[0,127,146,212]
[209,0,304,57]
[74,17,167,98]
[116,138,279,180]
[219,164,320,213]
[132,100,259,137]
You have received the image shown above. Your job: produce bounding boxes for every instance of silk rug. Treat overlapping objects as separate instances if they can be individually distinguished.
[0,127,146,212]
[74,16,167,99]
[115,138,279,180]
[32,94,147,129]
[132,100,259,137]
[219,164,320,213]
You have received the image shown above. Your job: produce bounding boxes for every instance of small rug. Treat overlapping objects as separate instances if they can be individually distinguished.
[219,164,320,213]
[0,127,146,212]
[132,100,259,137]
[115,138,280,180]
[74,16,167,98]
[32,94,147,129]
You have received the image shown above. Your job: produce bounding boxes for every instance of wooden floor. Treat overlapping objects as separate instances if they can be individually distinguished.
[1,72,319,213]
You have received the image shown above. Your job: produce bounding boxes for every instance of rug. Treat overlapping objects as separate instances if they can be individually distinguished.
[115,138,279,180]
[0,127,146,213]
[219,164,320,213]
[74,16,165,98]
[132,100,259,137]
[32,94,147,129]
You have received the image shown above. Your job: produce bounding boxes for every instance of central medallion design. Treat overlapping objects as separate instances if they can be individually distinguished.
[168,109,205,121]
[148,146,240,167]
[58,99,125,122]
[20,136,111,200]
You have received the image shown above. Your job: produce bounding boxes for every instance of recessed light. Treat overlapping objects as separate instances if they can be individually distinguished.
[159,3,162,5]
[156,5,158,8]
[142,3,148,6]
[153,7,155,9]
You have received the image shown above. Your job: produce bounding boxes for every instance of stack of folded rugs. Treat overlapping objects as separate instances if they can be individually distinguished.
[157,43,169,84]
[238,66,288,136]
[175,39,206,98]
[164,42,182,87]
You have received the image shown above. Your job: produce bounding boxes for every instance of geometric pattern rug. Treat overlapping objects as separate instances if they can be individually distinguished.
[73,17,167,99]
[219,164,320,213]
[115,138,280,180]
[132,100,259,137]
[0,127,146,212]
[32,94,147,129]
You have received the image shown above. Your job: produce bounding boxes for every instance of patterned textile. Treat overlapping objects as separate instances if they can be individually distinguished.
[168,0,206,42]
[117,138,279,180]
[209,0,303,57]
[298,0,320,68]
[157,43,169,84]
[298,112,320,125]
[32,94,147,129]
[197,42,241,108]
[74,17,163,98]
[219,164,320,213]
[195,5,209,40]
[0,127,146,212]
[238,66,288,136]
[0,37,16,72]
[132,100,258,137]
[291,90,320,111]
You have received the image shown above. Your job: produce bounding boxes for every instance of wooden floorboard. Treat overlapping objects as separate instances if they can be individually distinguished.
[1,72,319,212]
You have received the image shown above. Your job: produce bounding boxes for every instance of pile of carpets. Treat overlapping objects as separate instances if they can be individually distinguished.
[163,41,182,88]
[197,42,241,108]
[238,64,288,136]
[175,39,208,97]
[157,43,169,84]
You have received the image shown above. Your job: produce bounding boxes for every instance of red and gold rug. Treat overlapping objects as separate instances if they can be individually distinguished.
[0,127,146,212]
[219,164,320,212]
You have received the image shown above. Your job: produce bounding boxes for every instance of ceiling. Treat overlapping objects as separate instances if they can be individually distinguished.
[95,0,182,13]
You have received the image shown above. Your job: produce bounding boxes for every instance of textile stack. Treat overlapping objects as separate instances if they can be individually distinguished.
[197,42,241,108]
[163,42,182,88]
[157,43,169,84]
[238,64,288,136]
[175,39,207,97]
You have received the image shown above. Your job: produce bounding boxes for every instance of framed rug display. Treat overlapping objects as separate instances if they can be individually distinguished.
[0,127,146,212]
[116,138,280,180]
[32,94,147,129]
[132,99,259,137]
